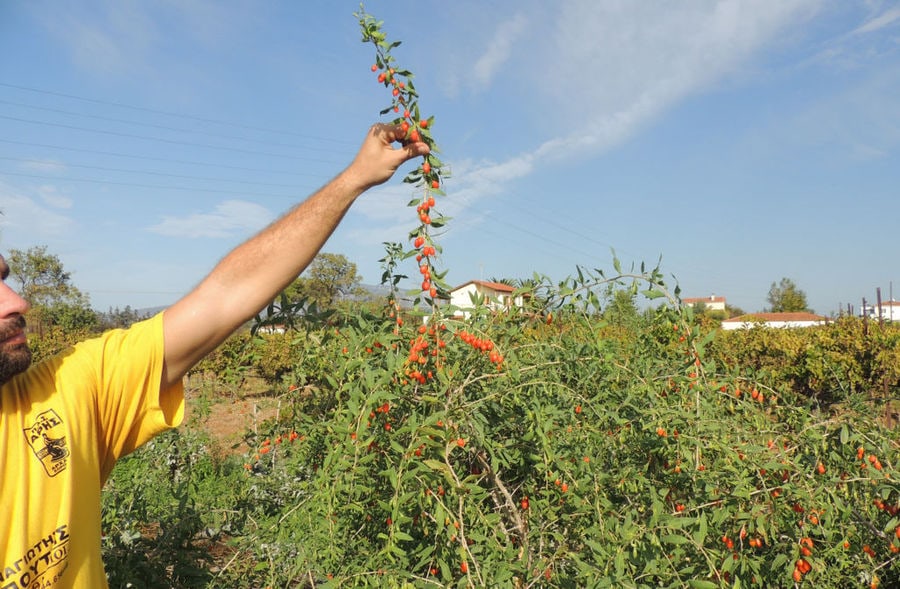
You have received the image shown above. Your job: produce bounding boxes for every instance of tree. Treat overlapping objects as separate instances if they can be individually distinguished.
[286,252,364,309]
[604,288,640,327]
[99,305,148,330]
[766,277,810,313]
[7,245,97,333]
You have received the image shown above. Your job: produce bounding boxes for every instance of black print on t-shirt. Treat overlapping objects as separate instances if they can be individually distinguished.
[23,409,70,477]
[1,524,70,588]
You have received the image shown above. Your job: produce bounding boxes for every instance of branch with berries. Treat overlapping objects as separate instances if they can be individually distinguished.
[356,7,450,304]
[356,7,503,386]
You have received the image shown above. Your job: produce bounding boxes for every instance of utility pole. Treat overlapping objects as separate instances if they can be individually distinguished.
[877,287,884,328]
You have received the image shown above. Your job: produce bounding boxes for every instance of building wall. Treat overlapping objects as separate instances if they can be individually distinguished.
[684,297,726,312]
[721,319,826,331]
[449,283,522,318]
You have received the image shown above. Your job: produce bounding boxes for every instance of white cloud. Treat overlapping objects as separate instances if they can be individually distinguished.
[537,0,820,149]
[31,1,159,75]
[350,152,538,247]
[0,184,75,246]
[19,159,67,174]
[29,0,257,76]
[853,6,900,35]
[147,200,274,238]
[430,1,823,219]
[36,185,74,209]
[472,13,528,90]
[768,65,900,161]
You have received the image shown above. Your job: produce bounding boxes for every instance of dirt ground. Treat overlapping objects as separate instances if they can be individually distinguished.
[181,375,283,455]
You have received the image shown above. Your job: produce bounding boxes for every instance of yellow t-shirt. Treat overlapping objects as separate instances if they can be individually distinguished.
[0,312,184,589]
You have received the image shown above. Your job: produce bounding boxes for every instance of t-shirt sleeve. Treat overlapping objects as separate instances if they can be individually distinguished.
[87,312,185,480]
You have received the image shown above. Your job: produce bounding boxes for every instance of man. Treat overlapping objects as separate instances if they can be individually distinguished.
[0,123,429,588]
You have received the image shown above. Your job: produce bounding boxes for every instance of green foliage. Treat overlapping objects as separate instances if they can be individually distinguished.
[100,263,900,588]
[710,316,900,405]
[8,245,99,336]
[102,429,248,588]
[26,325,94,364]
[286,252,365,309]
[190,330,256,392]
[767,277,810,313]
[99,305,150,330]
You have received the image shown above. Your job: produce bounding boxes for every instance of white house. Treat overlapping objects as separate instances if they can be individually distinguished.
[861,300,900,322]
[683,295,727,312]
[449,280,524,319]
[721,312,829,331]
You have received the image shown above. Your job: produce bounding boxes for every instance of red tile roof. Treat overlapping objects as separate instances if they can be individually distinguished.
[683,296,726,304]
[453,280,517,293]
[722,312,827,323]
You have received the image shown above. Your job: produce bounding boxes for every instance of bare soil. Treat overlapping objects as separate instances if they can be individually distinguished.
[181,375,283,456]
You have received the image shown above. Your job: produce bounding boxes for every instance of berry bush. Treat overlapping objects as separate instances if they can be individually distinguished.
[100,8,900,588]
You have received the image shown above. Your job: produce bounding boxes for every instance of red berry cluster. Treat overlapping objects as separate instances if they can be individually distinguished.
[456,330,503,369]
[244,430,303,470]
[404,322,448,384]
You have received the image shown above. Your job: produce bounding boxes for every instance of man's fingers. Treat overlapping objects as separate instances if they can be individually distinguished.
[405,141,430,158]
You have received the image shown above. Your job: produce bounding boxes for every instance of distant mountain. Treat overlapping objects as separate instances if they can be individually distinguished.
[136,305,168,317]
[122,283,407,319]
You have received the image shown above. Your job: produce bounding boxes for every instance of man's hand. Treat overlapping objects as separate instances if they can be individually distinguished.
[344,123,430,192]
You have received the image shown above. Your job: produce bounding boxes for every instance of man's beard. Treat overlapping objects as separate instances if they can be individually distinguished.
[0,315,33,384]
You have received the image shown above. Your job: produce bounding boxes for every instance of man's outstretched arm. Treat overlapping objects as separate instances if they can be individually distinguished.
[161,124,428,388]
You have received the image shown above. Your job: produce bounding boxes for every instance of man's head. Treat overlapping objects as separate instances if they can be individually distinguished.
[0,255,32,384]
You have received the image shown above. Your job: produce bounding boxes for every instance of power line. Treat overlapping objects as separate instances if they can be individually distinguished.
[0,170,306,200]
[0,139,325,177]
[0,98,353,156]
[0,82,354,145]
[0,114,343,164]
[0,156,308,190]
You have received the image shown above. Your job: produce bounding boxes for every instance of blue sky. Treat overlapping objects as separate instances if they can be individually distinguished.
[1,1,898,316]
